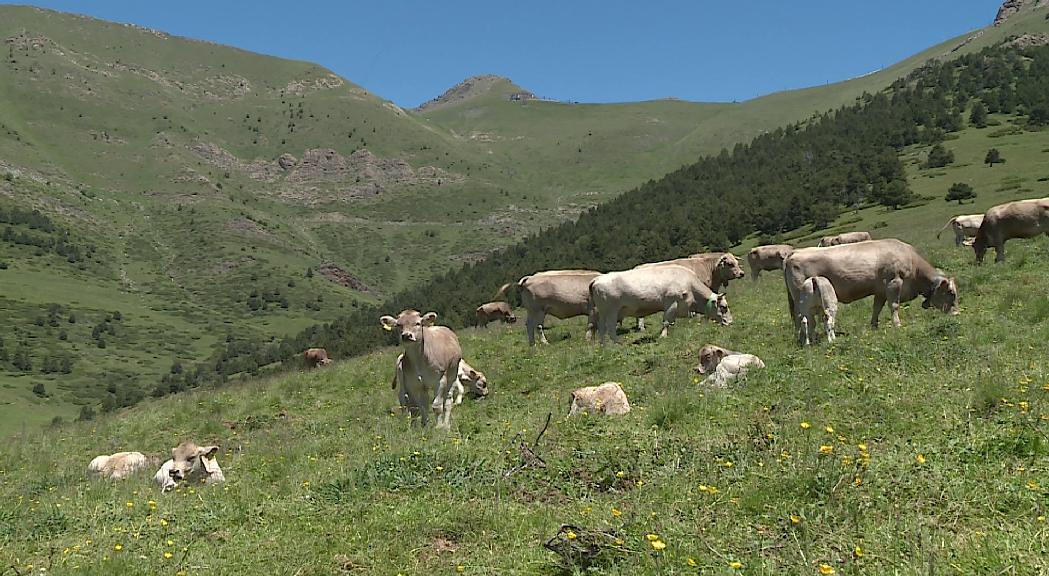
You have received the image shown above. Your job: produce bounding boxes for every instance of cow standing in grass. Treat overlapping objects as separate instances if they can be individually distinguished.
[937,214,983,247]
[973,198,1049,264]
[380,309,462,429]
[784,239,958,332]
[746,244,794,281]
[495,270,601,346]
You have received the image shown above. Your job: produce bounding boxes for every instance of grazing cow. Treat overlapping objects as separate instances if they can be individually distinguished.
[630,253,742,330]
[87,451,151,480]
[746,244,795,280]
[475,301,517,327]
[393,355,489,408]
[590,265,731,343]
[303,347,332,369]
[936,214,984,247]
[494,270,601,346]
[692,345,765,388]
[569,382,631,416]
[973,198,1049,264]
[795,276,839,346]
[154,442,224,492]
[380,309,462,429]
[784,239,958,332]
[817,231,872,247]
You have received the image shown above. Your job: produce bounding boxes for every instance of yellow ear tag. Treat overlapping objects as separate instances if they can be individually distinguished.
[383,324,392,332]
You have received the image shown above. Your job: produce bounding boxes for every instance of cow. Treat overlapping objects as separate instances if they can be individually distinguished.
[568,382,631,416]
[784,239,958,333]
[154,442,224,492]
[630,253,743,330]
[692,345,765,388]
[936,214,984,247]
[817,231,872,247]
[475,301,517,327]
[746,244,794,281]
[494,270,601,346]
[380,309,462,429]
[87,451,151,480]
[589,265,731,343]
[392,355,489,408]
[973,198,1049,264]
[795,276,839,346]
[303,347,332,369]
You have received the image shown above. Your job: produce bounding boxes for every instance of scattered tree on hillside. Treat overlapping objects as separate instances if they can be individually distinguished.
[1028,103,1049,127]
[945,182,976,204]
[985,148,1005,166]
[809,202,838,229]
[970,101,988,128]
[11,346,31,372]
[31,382,46,397]
[924,144,954,168]
[872,179,913,210]
[76,404,95,421]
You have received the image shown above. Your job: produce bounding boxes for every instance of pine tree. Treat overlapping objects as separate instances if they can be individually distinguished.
[925,144,954,168]
[984,148,1004,167]
[969,101,988,128]
[945,182,976,204]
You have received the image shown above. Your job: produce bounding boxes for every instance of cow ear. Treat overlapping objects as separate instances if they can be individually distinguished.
[421,312,438,326]
[467,368,481,379]
[198,445,219,458]
[380,315,397,331]
[938,278,950,290]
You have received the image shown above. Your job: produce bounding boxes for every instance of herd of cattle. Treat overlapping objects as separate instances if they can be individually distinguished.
[88,198,1049,489]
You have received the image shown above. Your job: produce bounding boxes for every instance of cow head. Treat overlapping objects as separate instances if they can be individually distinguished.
[461,366,490,398]
[694,344,731,374]
[505,312,518,324]
[716,254,745,281]
[972,234,988,265]
[167,442,219,482]
[696,293,733,325]
[922,277,960,316]
[380,309,438,344]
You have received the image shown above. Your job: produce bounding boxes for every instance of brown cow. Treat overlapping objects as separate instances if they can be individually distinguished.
[746,244,794,280]
[303,348,332,369]
[494,270,601,346]
[154,442,225,492]
[973,198,1049,264]
[393,355,489,407]
[784,239,958,331]
[937,214,984,247]
[817,231,871,247]
[475,301,517,327]
[380,310,462,429]
[675,252,747,290]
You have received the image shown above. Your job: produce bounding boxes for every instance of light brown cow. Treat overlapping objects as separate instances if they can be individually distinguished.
[937,214,984,247]
[692,345,765,387]
[393,355,489,407]
[380,309,462,429]
[475,301,517,327]
[784,239,958,332]
[795,276,838,346]
[817,231,872,247]
[674,252,747,290]
[154,442,224,492]
[569,382,631,416]
[590,265,731,343]
[88,451,152,480]
[746,244,794,280]
[303,347,332,369]
[495,270,601,346]
[973,198,1049,264]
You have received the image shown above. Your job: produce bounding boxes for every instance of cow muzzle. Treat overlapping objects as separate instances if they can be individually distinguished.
[400,333,416,343]
[168,469,184,480]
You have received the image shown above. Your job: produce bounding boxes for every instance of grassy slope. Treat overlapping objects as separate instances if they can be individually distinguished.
[2,123,1049,574]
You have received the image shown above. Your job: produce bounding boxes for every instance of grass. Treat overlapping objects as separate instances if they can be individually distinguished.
[2,229,1048,574]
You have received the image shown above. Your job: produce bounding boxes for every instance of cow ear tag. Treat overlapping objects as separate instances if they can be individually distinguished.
[383,324,392,331]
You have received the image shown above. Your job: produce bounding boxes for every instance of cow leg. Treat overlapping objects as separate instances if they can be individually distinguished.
[660,301,679,338]
[406,380,427,427]
[825,308,837,343]
[585,309,597,342]
[886,278,904,327]
[870,295,885,329]
[526,310,544,346]
[954,230,964,247]
[601,311,618,344]
[636,317,645,331]
[800,315,810,346]
[752,267,761,282]
[995,241,1006,263]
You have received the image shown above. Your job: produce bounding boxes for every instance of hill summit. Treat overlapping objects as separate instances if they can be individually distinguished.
[994,0,1049,25]
[415,74,535,112]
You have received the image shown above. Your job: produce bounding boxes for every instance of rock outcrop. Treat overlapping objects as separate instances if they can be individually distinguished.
[1004,32,1049,48]
[317,263,371,293]
[995,0,1049,26]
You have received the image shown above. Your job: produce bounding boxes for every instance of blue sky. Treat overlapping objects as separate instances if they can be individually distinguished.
[10,1,1002,106]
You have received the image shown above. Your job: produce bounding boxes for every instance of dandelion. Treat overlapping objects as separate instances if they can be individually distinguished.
[113,544,123,552]
[800,421,811,430]
[160,519,168,527]
[853,546,863,558]
[650,540,666,551]
[790,514,801,524]
[1026,480,1041,490]
[456,566,465,574]
[1019,401,1030,412]
[565,530,577,540]
[616,470,625,478]
[646,534,660,542]
[636,479,644,488]
[722,461,734,468]
[166,539,174,546]
[729,560,743,569]
[125,501,134,508]
[611,507,622,517]
[687,557,698,567]
[163,552,173,559]
[1037,515,1046,522]
[819,445,834,455]
[818,563,835,574]
[436,466,444,472]
[147,500,156,508]
[915,454,926,465]
[824,425,834,433]
[857,443,868,452]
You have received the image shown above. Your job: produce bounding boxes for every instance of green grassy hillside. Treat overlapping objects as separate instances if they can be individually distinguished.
[2,218,1047,574]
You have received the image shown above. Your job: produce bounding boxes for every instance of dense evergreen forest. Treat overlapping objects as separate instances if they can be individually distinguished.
[158,42,1049,396]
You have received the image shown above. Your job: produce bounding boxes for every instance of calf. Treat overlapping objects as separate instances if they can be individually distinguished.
[795,276,838,346]
[154,442,224,492]
[817,231,871,247]
[381,309,462,429]
[569,382,631,416]
[475,301,517,327]
[393,355,489,409]
[936,214,984,247]
[87,451,151,480]
[303,347,332,369]
[692,344,765,388]
[973,198,1049,263]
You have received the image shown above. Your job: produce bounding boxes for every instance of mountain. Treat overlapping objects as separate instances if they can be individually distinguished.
[1,2,1047,431]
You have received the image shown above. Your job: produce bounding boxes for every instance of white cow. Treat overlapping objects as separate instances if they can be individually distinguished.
[154,442,224,492]
[693,344,765,388]
[795,276,839,346]
[936,214,984,247]
[87,451,151,480]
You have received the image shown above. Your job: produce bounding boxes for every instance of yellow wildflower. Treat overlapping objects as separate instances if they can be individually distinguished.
[163,552,173,559]
[646,533,660,541]
[125,501,134,508]
[853,546,863,558]
[790,514,801,525]
[160,519,168,526]
[611,507,622,517]
[616,470,625,478]
[915,454,926,465]
[819,445,834,455]
[1019,401,1029,412]
[1027,480,1041,490]
[113,544,123,552]
[565,530,577,540]
[800,421,811,429]
[857,443,868,452]
[818,563,835,575]
[729,560,743,569]
[166,539,174,546]
[650,540,666,551]
[722,461,734,468]
[687,557,698,567]
[1037,515,1046,522]
[824,425,834,433]
[457,566,465,574]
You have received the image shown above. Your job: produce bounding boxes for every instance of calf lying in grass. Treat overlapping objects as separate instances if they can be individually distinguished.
[693,344,765,388]
[154,442,225,492]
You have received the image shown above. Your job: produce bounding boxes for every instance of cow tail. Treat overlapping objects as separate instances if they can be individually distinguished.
[936,217,954,239]
[812,277,822,303]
